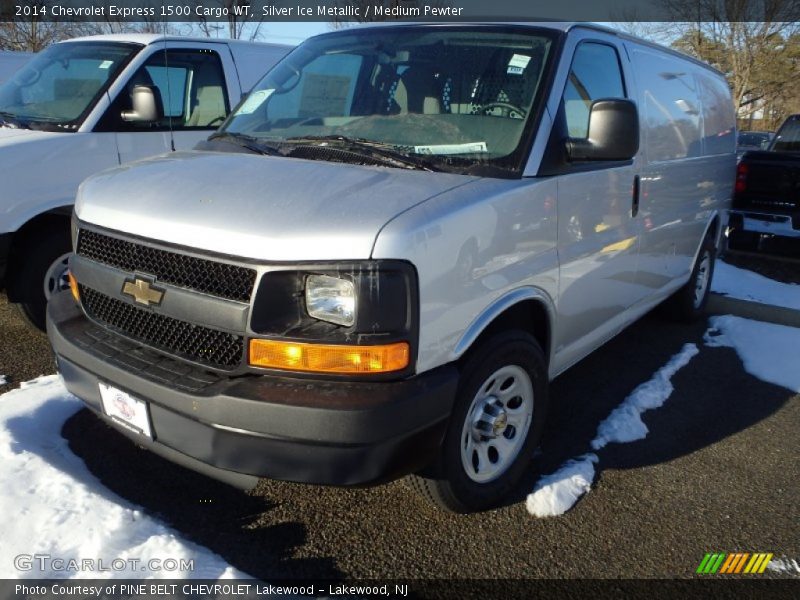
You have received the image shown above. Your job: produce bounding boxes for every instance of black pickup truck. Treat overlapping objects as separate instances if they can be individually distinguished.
[728,114,800,252]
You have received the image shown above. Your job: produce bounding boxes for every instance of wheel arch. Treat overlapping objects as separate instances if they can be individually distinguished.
[6,207,73,297]
[452,288,554,371]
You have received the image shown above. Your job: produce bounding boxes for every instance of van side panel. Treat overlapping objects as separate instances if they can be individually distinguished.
[628,43,735,292]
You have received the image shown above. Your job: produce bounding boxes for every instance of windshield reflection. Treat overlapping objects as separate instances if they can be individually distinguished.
[0,41,138,131]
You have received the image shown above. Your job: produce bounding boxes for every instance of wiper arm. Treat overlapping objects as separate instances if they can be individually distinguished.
[0,111,30,129]
[206,131,284,156]
[284,135,439,171]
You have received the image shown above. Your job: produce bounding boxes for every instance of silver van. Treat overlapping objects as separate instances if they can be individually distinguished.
[48,23,736,512]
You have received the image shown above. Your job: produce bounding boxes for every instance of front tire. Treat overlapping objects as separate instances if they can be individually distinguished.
[10,227,71,332]
[410,331,548,513]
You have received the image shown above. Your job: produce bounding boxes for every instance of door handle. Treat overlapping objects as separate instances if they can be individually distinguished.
[632,175,640,218]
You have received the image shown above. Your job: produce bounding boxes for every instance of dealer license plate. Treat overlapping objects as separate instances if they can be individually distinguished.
[99,383,153,439]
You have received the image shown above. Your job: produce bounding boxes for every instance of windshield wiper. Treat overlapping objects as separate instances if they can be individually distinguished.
[206,131,284,156]
[0,111,31,130]
[283,135,439,171]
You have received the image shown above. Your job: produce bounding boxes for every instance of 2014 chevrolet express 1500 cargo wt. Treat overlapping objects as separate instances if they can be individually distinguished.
[0,34,289,330]
[48,23,735,512]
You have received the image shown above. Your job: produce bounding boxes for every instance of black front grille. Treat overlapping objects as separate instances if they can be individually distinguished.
[80,286,243,370]
[77,229,256,302]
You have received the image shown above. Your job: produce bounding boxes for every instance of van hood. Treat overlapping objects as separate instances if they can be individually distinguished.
[0,126,61,146]
[76,151,478,261]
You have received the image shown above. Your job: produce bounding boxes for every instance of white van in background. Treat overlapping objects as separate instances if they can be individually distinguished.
[0,34,290,330]
[0,50,34,84]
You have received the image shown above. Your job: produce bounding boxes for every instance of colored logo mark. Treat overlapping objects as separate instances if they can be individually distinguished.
[697,552,773,574]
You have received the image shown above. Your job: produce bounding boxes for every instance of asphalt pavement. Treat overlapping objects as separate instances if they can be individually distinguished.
[0,282,798,584]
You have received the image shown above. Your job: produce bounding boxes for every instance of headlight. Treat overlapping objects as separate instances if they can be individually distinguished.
[305,274,355,327]
[250,261,418,377]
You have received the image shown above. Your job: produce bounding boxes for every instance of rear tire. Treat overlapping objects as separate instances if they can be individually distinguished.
[10,227,71,332]
[410,330,548,513]
[662,231,716,322]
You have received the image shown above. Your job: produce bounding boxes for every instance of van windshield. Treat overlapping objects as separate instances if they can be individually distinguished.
[218,26,556,175]
[0,41,139,131]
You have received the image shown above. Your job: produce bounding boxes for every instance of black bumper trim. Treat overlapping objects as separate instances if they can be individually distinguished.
[48,292,459,486]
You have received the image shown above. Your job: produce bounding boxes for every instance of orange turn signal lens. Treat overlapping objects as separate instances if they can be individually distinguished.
[249,339,410,374]
[68,271,80,302]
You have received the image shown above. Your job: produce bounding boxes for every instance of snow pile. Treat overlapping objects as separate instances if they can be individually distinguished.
[712,261,800,310]
[525,454,598,518]
[527,344,698,517]
[591,344,699,450]
[0,375,246,579]
[0,374,6,386]
[767,557,800,577]
[705,315,800,393]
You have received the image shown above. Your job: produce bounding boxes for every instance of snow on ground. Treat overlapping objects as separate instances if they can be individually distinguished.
[526,454,598,518]
[527,344,699,517]
[591,344,700,450]
[0,374,6,386]
[712,261,800,310]
[0,375,246,579]
[767,557,800,577]
[705,315,800,393]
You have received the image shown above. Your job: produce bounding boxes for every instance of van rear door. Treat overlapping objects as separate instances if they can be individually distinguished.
[628,46,735,290]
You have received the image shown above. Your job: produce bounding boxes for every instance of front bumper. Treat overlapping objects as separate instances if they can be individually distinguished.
[47,292,458,488]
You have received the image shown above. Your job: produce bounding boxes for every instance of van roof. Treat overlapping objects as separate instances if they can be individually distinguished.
[60,33,292,51]
[312,21,724,77]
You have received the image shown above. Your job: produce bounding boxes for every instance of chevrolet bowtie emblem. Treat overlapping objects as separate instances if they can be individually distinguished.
[122,278,164,307]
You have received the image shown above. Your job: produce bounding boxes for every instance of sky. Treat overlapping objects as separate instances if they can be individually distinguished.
[242,22,332,45]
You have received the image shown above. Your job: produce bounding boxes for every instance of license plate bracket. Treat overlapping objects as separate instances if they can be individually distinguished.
[99,383,153,439]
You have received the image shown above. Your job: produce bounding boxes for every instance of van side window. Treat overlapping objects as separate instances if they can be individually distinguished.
[632,48,703,161]
[95,49,229,132]
[564,43,625,138]
[697,74,735,155]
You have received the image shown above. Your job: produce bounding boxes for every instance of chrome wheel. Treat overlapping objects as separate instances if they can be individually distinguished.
[43,252,71,301]
[460,365,534,483]
[693,251,711,309]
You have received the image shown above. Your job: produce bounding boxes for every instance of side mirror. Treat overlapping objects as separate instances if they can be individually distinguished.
[121,84,163,123]
[566,99,639,161]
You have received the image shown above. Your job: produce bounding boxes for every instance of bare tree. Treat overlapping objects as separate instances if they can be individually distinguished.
[659,0,800,126]
[329,0,452,29]
[0,1,98,51]
[192,0,265,40]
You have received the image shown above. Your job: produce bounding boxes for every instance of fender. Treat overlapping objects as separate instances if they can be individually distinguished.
[451,286,556,366]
